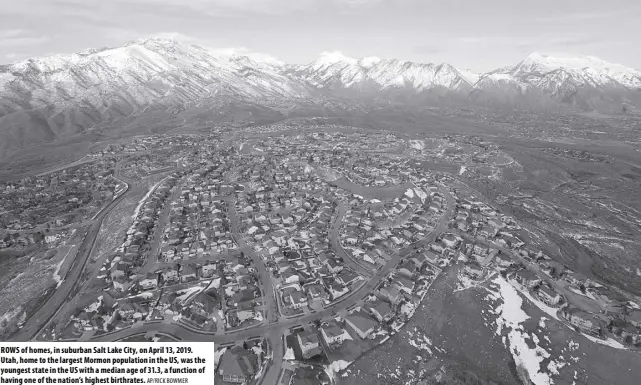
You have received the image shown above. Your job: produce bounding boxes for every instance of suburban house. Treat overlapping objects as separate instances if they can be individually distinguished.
[441,233,460,248]
[588,287,628,314]
[496,233,525,249]
[117,302,135,321]
[324,258,343,274]
[140,272,158,290]
[420,251,440,266]
[337,269,361,286]
[72,309,95,331]
[537,285,562,306]
[288,291,308,310]
[378,284,403,306]
[464,261,484,279]
[180,264,198,283]
[112,276,127,292]
[398,260,418,278]
[345,310,378,339]
[539,260,565,278]
[562,271,585,288]
[161,268,179,284]
[237,301,256,322]
[201,263,218,278]
[217,346,258,384]
[409,253,428,269]
[320,320,351,347]
[366,299,394,323]
[110,262,130,279]
[190,293,217,318]
[609,319,641,346]
[494,253,513,269]
[395,275,415,294]
[304,282,327,301]
[282,268,300,285]
[561,307,602,335]
[297,330,322,359]
[627,309,641,328]
[510,270,541,289]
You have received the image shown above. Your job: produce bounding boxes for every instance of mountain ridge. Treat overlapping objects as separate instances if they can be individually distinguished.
[1,37,641,157]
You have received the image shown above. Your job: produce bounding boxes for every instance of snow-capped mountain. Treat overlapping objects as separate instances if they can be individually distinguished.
[0,36,309,114]
[0,37,312,154]
[503,52,641,88]
[457,68,481,85]
[288,51,474,97]
[1,39,641,156]
[472,52,641,111]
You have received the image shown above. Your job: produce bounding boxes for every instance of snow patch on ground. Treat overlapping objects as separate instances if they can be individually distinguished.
[567,287,598,301]
[85,296,103,313]
[283,347,295,360]
[581,333,628,350]
[406,329,433,355]
[539,317,547,328]
[175,286,203,304]
[1,306,24,328]
[547,360,566,375]
[487,276,554,385]
[52,248,73,287]
[400,301,418,318]
[131,178,166,220]
[251,345,264,357]
[328,360,352,374]
[414,187,427,203]
[213,348,227,369]
[409,140,425,150]
[509,280,561,321]
[208,278,221,290]
[455,271,477,292]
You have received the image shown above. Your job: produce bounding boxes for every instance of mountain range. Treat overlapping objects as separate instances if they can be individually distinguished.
[1,37,641,157]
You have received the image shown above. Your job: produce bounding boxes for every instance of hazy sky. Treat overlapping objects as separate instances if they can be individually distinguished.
[1,0,640,71]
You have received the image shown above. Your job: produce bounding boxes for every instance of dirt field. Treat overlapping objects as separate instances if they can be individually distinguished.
[339,266,519,385]
[0,229,86,341]
[339,265,641,385]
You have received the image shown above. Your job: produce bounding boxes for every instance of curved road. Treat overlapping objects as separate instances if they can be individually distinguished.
[89,183,455,385]
[88,183,453,385]
[17,163,454,384]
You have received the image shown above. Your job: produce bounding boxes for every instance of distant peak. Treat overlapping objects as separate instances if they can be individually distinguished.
[128,36,184,47]
[358,56,381,68]
[524,52,548,61]
[211,47,284,66]
[519,51,638,72]
[316,51,357,66]
[522,51,623,66]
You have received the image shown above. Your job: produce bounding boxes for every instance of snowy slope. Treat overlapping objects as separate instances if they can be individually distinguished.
[472,53,641,110]
[0,36,308,111]
[0,37,311,155]
[2,41,641,155]
[506,52,641,89]
[290,53,474,93]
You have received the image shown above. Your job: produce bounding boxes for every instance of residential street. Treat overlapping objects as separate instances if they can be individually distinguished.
[12,149,458,385]
[226,196,279,324]
[87,184,456,384]
[329,202,374,278]
[456,231,607,314]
